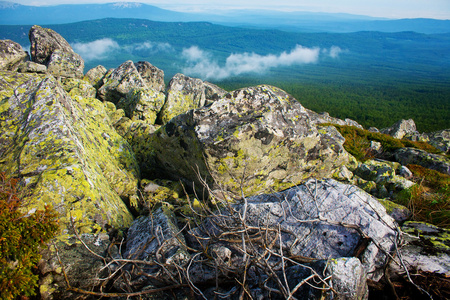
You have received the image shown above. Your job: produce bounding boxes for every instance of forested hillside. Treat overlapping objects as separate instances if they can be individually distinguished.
[1,18,449,131]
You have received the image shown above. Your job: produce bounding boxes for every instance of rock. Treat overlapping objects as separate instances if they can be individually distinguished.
[144,85,350,197]
[189,178,398,281]
[354,159,416,198]
[324,257,368,300]
[61,77,96,99]
[117,87,165,123]
[28,25,84,78]
[390,221,450,276]
[119,207,190,290]
[29,25,74,65]
[0,73,139,233]
[158,73,207,124]
[39,233,111,299]
[377,199,411,223]
[134,60,165,92]
[46,49,84,78]
[381,119,418,139]
[0,39,29,71]
[426,129,450,154]
[307,110,364,129]
[17,61,47,74]
[394,147,450,175]
[84,65,107,89]
[204,80,227,103]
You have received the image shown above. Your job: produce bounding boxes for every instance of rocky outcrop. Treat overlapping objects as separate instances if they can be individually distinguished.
[0,71,139,233]
[97,60,166,124]
[0,39,29,71]
[84,65,107,89]
[17,61,47,73]
[394,147,450,175]
[158,73,207,124]
[143,85,350,197]
[381,119,418,139]
[307,110,364,129]
[29,25,84,78]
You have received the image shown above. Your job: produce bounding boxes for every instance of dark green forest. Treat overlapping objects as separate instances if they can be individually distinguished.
[1,18,449,132]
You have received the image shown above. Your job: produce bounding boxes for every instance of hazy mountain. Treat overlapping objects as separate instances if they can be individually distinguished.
[0,1,449,34]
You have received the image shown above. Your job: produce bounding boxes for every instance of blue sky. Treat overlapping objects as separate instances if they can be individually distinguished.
[11,0,450,19]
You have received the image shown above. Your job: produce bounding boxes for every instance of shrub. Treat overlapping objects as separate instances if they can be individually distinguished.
[0,173,59,300]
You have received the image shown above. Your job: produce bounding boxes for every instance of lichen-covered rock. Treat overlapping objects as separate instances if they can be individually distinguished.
[381,119,418,139]
[117,87,165,123]
[29,25,74,65]
[84,65,107,89]
[158,73,207,124]
[144,85,350,197]
[39,233,111,299]
[0,39,29,71]
[204,80,227,103]
[17,61,47,74]
[46,49,84,78]
[307,110,363,129]
[354,159,416,197]
[0,73,139,233]
[61,77,96,99]
[394,147,450,175]
[426,129,450,154]
[29,25,84,78]
[134,60,165,92]
[390,221,450,276]
[97,60,148,103]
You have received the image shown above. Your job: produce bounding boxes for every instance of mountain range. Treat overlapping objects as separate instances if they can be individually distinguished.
[0,1,449,34]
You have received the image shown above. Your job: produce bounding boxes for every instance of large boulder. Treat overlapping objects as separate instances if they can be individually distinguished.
[394,148,450,175]
[0,72,139,233]
[381,119,418,139]
[29,25,84,78]
[0,39,29,71]
[143,85,350,197]
[97,60,165,124]
[158,73,207,124]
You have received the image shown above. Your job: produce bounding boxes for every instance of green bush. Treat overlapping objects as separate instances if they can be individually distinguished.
[0,173,59,300]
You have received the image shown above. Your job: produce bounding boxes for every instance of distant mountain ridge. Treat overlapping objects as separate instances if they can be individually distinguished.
[0,1,449,33]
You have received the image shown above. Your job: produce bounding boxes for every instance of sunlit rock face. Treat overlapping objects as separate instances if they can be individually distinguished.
[143,84,350,197]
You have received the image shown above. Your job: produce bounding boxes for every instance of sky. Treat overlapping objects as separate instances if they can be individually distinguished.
[10,0,450,19]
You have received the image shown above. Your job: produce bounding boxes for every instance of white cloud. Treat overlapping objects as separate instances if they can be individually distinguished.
[72,38,119,61]
[133,41,174,53]
[182,45,343,80]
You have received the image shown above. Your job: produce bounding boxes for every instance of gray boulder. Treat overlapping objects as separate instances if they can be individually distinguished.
[381,119,418,139]
[134,60,165,92]
[29,25,84,78]
[0,39,29,71]
[307,110,363,129]
[394,147,450,175]
[144,85,350,197]
[426,129,450,154]
[189,178,398,281]
[97,61,165,124]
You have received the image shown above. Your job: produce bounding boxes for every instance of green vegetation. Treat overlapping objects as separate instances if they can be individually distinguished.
[0,173,59,300]
[323,124,441,161]
[399,165,450,228]
[325,124,449,228]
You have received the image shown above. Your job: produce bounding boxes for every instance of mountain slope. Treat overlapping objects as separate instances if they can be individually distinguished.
[0,1,449,33]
